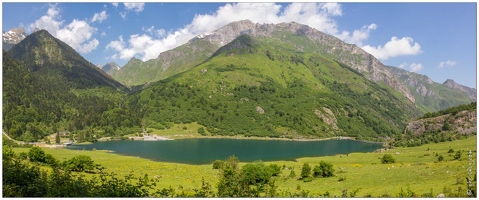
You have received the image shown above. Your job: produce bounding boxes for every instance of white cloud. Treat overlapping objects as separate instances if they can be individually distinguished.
[398,62,423,72]
[124,3,144,13]
[438,60,457,68]
[100,31,106,37]
[112,3,118,7]
[91,10,107,23]
[142,26,155,34]
[338,23,377,46]
[361,36,422,60]
[409,63,423,72]
[156,29,166,37]
[398,62,408,69]
[29,4,99,54]
[120,12,127,20]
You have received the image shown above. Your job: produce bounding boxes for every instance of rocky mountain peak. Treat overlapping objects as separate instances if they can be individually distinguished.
[101,62,121,74]
[3,27,28,51]
[443,79,476,101]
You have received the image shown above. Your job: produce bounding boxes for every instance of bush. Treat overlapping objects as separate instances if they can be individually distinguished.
[63,155,96,172]
[268,164,281,176]
[438,155,444,161]
[381,154,396,164]
[313,161,335,177]
[448,148,455,153]
[198,127,206,135]
[454,151,462,160]
[300,163,311,179]
[212,160,224,169]
[28,146,46,163]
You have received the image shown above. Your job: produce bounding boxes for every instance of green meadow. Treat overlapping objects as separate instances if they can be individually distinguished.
[13,136,476,197]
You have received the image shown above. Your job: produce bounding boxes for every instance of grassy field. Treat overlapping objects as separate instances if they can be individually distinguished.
[13,136,476,197]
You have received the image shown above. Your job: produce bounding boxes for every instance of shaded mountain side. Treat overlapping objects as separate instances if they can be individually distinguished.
[111,20,415,104]
[387,66,476,113]
[7,30,128,91]
[135,35,420,140]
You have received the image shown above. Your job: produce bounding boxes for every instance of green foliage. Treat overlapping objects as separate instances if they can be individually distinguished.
[62,155,96,172]
[448,148,455,153]
[28,146,46,163]
[193,177,215,197]
[454,151,462,160]
[381,154,396,164]
[267,164,281,176]
[212,160,225,169]
[3,146,155,197]
[420,102,476,119]
[300,162,311,179]
[313,160,335,177]
[438,155,444,161]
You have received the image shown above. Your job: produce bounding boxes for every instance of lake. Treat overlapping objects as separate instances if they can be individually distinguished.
[67,138,383,165]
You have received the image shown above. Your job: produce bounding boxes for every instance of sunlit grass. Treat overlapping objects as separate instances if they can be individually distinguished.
[13,136,476,197]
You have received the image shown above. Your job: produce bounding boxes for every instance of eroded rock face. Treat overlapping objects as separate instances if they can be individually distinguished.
[404,110,477,136]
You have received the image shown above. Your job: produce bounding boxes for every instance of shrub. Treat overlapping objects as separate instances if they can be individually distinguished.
[212,160,224,169]
[448,148,455,153]
[338,176,346,182]
[63,155,96,172]
[268,164,281,176]
[454,151,462,160]
[438,155,444,161]
[313,161,335,177]
[28,146,46,163]
[300,163,311,179]
[381,154,396,164]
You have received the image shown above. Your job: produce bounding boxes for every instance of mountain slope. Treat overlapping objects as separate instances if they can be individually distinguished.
[135,34,420,139]
[3,31,142,142]
[8,30,127,91]
[101,62,121,75]
[387,66,476,113]
[112,20,414,105]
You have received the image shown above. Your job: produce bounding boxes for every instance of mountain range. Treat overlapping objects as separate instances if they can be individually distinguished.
[2,21,476,141]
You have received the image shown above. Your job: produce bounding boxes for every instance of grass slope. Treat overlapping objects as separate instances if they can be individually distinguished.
[135,35,418,139]
[13,136,476,197]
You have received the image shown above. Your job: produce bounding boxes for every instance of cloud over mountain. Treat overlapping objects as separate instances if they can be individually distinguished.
[28,4,99,54]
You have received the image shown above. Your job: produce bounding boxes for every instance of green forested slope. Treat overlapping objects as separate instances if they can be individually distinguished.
[136,35,420,139]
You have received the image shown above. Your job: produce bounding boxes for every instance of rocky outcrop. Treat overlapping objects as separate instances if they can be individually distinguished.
[3,27,28,51]
[405,110,476,136]
[101,62,121,75]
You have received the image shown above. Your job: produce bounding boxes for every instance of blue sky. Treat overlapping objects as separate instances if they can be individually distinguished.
[2,2,477,88]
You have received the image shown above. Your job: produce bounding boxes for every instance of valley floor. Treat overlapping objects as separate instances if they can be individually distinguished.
[13,136,477,197]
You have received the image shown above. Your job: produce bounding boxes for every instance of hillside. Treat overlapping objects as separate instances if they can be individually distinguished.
[112,20,415,104]
[388,66,476,113]
[390,102,476,147]
[7,30,127,91]
[2,31,141,142]
[135,34,420,139]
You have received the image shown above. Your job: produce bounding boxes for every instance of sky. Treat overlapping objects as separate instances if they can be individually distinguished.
[2,2,477,88]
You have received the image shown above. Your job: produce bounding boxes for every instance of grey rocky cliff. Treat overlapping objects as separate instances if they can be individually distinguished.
[101,62,121,75]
